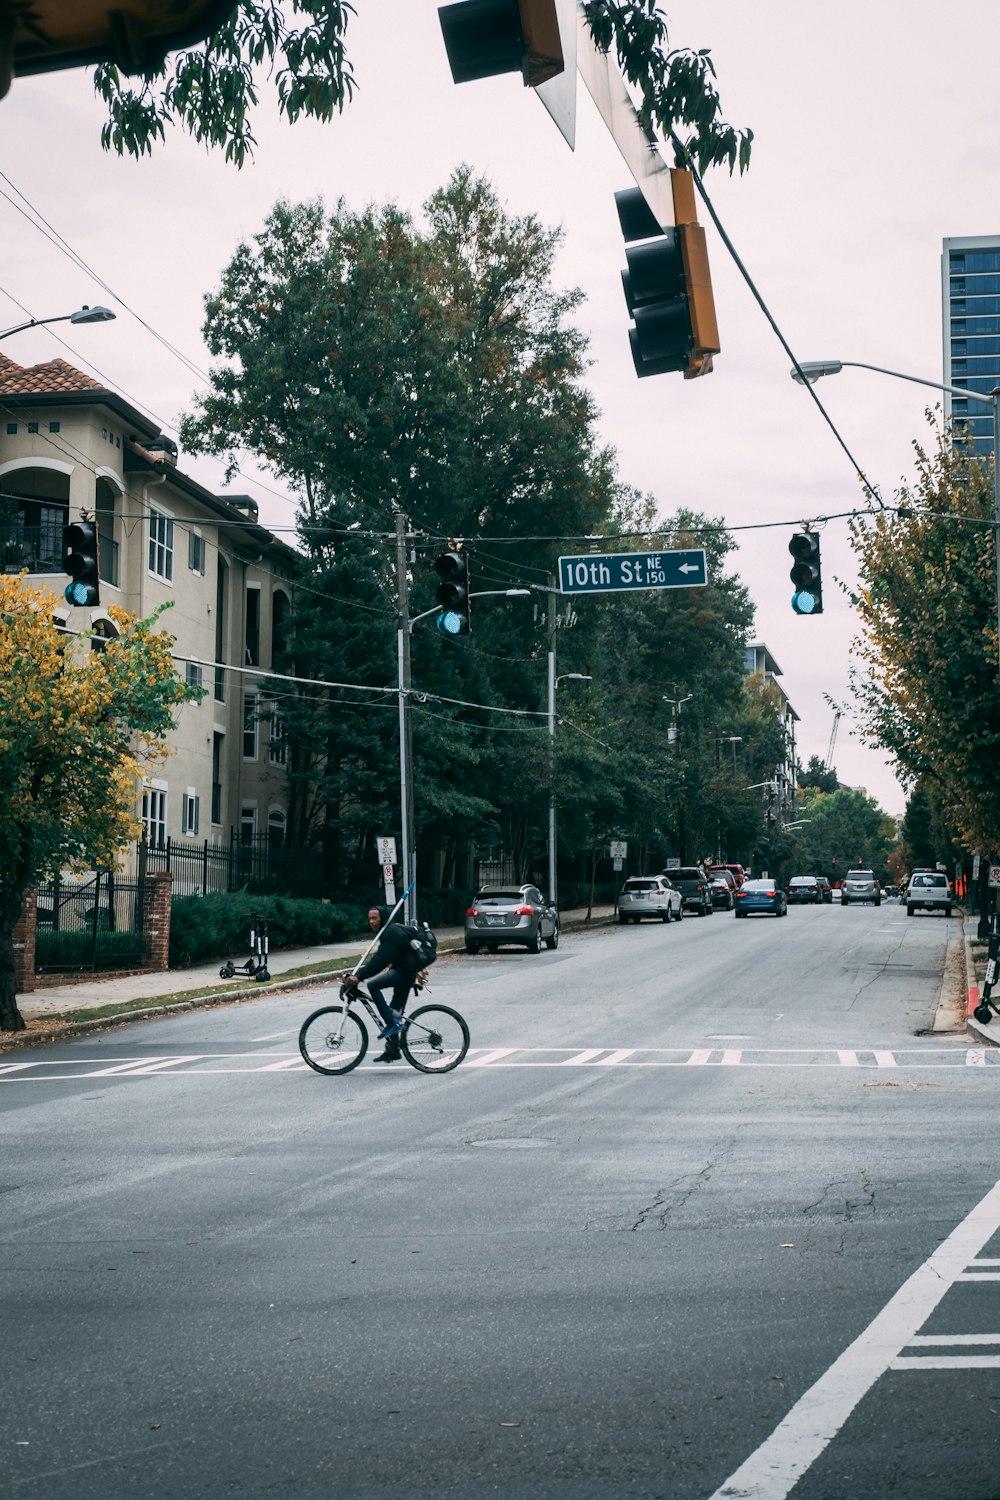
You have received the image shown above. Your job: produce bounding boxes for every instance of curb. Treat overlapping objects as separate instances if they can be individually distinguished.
[1,914,617,1051]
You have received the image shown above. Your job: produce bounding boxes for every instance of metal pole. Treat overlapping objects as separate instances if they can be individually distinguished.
[547,579,557,908]
[395,512,416,923]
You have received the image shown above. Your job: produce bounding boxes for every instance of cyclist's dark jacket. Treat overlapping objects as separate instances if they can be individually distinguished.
[355,909,418,982]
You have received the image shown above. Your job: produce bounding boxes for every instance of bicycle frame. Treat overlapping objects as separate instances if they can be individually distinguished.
[331,980,419,1045]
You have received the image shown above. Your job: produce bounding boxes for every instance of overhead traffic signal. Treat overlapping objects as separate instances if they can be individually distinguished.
[437,0,564,86]
[616,168,720,380]
[789,532,823,615]
[435,550,472,636]
[63,518,100,606]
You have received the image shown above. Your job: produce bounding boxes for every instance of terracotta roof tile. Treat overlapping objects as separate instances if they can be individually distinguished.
[0,355,103,396]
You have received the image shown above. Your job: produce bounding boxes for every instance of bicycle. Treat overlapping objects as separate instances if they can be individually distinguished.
[298,978,470,1075]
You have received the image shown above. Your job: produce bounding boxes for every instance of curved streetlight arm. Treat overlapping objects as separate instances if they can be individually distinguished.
[409,588,531,631]
[0,305,116,343]
[793,358,998,408]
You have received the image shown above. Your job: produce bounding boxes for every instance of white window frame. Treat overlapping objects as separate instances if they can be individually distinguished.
[243,690,259,761]
[142,783,168,847]
[182,789,200,837]
[185,661,203,693]
[188,530,206,575]
[267,701,287,766]
[148,507,174,583]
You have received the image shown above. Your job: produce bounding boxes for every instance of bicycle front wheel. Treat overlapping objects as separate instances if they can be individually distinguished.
[299,1005,367,1075]
[400,1004,470,1074]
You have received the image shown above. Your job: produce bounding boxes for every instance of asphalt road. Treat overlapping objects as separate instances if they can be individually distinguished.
[3,900,999,1499]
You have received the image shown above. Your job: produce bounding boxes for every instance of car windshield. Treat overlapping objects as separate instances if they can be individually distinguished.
[911,874,946,887]
[847,872,874,881]
[742,880,774,891]
[476,892,530,905]
[789,878,816,886]
[624,880,660,892]
[670,869,703,880]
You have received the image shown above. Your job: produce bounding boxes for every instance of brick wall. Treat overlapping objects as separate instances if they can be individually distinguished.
[141,872,172,971]
[12,888,37,995]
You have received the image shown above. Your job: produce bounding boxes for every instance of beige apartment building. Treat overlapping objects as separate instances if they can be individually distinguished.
[0,353,298,874]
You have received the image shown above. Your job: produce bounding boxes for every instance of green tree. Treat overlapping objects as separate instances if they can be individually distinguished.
[95,2,751,174]
[847,419,1000,851]
[798,754,839,793]
[0,581,196,1032]
[790,787,895,888]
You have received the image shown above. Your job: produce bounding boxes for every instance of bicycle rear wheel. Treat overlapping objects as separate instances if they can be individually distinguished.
[299,1005,367,1075]
[400,1004,470,1073]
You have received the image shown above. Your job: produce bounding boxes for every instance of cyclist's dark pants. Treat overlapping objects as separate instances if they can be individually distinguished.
[367,969,411,1028]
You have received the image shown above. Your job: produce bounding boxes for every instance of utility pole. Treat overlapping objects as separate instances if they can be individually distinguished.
[547,579,557,908]
[395,511,416,922]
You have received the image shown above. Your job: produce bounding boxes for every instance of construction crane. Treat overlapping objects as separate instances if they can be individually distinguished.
[825,708,842,771]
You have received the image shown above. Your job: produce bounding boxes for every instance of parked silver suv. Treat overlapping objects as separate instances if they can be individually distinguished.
[906,871,952,917]
[841,869,880,906]
[465,884,559,954]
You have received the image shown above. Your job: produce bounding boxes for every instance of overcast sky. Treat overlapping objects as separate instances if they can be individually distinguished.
[4,0,999,815]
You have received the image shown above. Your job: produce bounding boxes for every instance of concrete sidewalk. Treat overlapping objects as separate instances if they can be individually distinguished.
[12,904,618,1027]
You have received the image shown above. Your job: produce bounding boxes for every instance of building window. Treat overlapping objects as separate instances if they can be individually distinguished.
[182,791,200,836]
[27,422,38,434]
[148,508,174,582]
[240,804,257,842]
[185,661,203,692]
[189,531,206,574]
[268,808,286,849]
[268,703,287,765]
[211,732,224,825]
[5,423,16,434]
[141,787,168,848]
[48,421,60,433]
[245,586,261,666]
[243,692,259,760]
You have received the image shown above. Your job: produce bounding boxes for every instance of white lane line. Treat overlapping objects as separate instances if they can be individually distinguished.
[907,1333,1000,1343]
[466,1048,518,1067]
[598,1049,637,1065]
[0,1062,37,1074]
[252,1029,298,1041]
[708,1176,1000,1500]
[892,1355,1000,1369]
[255,1057,310,1071]
[559,1049,605,1066]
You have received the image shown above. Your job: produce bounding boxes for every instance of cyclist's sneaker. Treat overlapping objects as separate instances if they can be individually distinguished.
[379,1019,402,1039]
[373,1037,401,1063]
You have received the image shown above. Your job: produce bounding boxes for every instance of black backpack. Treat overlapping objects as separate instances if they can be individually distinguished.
[399,920,438,970]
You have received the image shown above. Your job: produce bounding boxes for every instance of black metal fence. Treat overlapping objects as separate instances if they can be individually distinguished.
[35,870,145,974]
[139,833,323,899]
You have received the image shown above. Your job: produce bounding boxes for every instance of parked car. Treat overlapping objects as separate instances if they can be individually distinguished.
[815,876,833,904]
[786,875,822,905]
[734,878,788,918]
[708,862,745,889]
[906,870,952,917]
[708,873,735,910]
[661,865,714,917]
[618,876,684,924]
[841,869,880,906]
[465,884,559,954]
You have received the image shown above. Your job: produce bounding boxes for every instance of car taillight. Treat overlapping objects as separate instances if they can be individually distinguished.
[516,905,533,915]
[695,882,702,892]
[466,906,479,916]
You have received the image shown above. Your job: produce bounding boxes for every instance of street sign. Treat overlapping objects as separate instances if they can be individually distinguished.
[377,837,397,866]
[989,866,1000,889]
[609,840,628,859]
[613,857,623,871]
[558,549,706,594]
[382,863,394,883]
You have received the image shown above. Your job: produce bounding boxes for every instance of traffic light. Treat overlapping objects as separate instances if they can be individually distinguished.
[788,532,823,615]
[435,550,472,636]
[63,519,100,606]
[438,0,564,86]
[616,168,720,380]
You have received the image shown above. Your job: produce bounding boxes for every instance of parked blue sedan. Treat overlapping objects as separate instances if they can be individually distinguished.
[734,878,788,918]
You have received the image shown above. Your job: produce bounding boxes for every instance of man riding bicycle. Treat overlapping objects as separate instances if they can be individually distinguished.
[344,906,423,1064]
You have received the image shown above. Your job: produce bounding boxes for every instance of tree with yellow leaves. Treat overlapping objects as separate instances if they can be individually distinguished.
[848,420,998,853]
[0,578,196,1032]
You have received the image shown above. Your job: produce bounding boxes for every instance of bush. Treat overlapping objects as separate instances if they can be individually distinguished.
[169,893,364,969]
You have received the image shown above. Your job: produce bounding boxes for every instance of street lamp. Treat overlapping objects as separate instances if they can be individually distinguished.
[716,733,742,772]
[790,358,1000,675]
[0,305,116,342]
[548,671,592,907]
[662,693,692,744]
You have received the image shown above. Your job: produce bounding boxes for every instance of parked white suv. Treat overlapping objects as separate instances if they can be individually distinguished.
[618,876,684,924]
[906,871,952,917]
